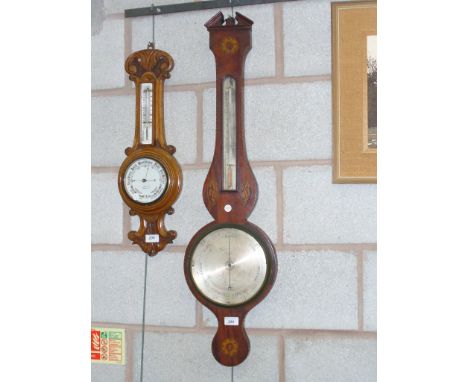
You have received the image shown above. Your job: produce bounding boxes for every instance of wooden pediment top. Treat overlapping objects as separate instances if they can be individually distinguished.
[205,11,224,28]
[235,12,253,26]
[205,11,253,30]
[124,48,174,81]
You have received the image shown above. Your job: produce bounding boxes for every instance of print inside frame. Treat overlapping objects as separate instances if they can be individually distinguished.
[332,1,377,183]
[365,34,377,151]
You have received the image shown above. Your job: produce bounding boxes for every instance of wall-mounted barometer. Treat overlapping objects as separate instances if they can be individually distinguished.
[118,45,182,256]
[184,12,278,367]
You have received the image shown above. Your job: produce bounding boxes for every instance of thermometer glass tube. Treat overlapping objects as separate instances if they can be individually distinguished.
[140,83,153,144]
[222,76,236,191]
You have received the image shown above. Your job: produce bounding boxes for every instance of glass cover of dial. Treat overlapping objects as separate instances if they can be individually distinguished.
[123,158,168,203]
[190,228,268,306]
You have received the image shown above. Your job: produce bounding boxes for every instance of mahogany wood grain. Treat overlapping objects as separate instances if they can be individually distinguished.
[184,12,278,367]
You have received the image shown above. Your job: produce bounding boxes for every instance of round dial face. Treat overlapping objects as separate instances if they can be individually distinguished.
[123,158,168,204]
[190,227,268,306]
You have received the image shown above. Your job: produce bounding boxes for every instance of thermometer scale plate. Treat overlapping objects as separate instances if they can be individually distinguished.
[222,76,237,191]
[140,83,153,144]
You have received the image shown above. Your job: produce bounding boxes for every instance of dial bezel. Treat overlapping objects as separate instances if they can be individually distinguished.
[186,222,274,308]
[118,146,182,214]
[123,157,168,205]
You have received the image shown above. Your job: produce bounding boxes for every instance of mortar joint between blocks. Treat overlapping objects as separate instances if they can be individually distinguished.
[195,301,204,329]
[195,89,204,165]
[123,17,133,90]
[273,3,285,79]
[279,334,286,382]
[275,165,284,247]
[356,250,364,331]
[125,328,134,382]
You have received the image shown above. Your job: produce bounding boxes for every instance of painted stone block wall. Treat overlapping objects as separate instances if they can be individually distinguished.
[91,1,376,381]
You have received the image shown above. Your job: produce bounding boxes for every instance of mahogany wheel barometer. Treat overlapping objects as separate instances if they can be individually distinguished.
[184,12,278,367]
[118,44,182,256]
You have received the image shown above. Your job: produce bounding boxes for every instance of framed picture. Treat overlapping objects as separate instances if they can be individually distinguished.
[332,1,377,183]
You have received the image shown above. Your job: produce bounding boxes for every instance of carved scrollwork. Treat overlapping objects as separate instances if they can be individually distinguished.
[128,211,177,256]
[125,48,174,81]
[118,147,182,257]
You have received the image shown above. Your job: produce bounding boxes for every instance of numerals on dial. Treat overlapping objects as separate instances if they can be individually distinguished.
[123,158,168,203]
[190,227,268,306]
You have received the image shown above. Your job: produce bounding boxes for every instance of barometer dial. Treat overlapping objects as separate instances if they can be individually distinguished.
[190,227,268,306]
[123,157,168,203]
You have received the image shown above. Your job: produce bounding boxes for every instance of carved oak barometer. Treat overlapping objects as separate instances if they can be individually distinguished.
[184,12,277,367]
[118,45,182,256]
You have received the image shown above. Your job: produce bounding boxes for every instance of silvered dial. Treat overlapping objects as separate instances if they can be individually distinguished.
[123,158,167,203]
[190,227,268,306]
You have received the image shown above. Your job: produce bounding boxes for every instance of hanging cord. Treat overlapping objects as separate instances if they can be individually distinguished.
[140,10,155,380]
[229,7,234,375]
[229,9,235,379]
[230,5,235,380]
[148,4,156,49]
[152,4,155,46]
[139,254,149,382]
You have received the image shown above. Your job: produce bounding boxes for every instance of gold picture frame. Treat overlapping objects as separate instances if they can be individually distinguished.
[332,1,377,183]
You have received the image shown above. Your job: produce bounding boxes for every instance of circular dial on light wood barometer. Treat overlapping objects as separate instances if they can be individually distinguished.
[184,12,277,367]
[118,45,182,256]
[123,158,168,203]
